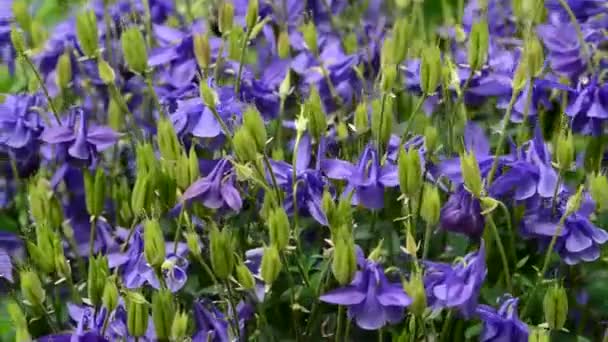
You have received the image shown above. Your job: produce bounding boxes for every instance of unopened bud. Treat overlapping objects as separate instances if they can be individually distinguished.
[219,2,234,34]
[268,207,290,250]
[245,0,259,31]
[56,52,72,89]
[460,151,483,198]
[236,261,256,289]
[468,20,489,71]
[88,255,109,307]
[121,27,148,74]
[102,278,119,312]
[381,37,395,67]
[157,117,181,162]
[143,219,166,268]
[10,26,26,54]
[12,2,31,33]
[556,131,574,170]
[243,107,267,152]
[300,21,318,56]
[152,289,175,340]
[543,284,568,330]
[398,148,422,196]
[127,291,150,338]
[381,65,397,92]
[261,245,282,284]
[404,271,427,317]
[589,173,608,211]
[305,87,326,142]
[193,34,211,70]
[525,35,544,78]
[331,228,357,285]
[7,301,31,342]
[393,18,410,64]
[420,45,441,94]
[171,311,189,340]
[420,184,440,225]
[98,58,115,84]
[277,30,290,59]
[186,232,202,259]
[76,10,99,58]
[210,226,234,280]
[228,26,244,60]
[20,270,46,308]
[424,126,438,152]
[371,96,393,147]
[354,102,369,134]
[199,81,218,110]
[233,128,258,162]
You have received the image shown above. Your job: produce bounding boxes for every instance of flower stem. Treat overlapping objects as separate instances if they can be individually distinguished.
[335,305,344,342]
[234,28,252,94]
[22,55,61,125]
[225,280,243,341]
[89,216,97,258]
[540,215,568,278]
[487,88,519,185]
[145,74,166,118]
[209,106,234,148]
[398,94,427,149]
[423,222,433,260]
[486,215,513,292]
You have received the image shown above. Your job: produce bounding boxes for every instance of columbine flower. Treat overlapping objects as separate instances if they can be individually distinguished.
[545,0,607,22]
[521,190,608,265]
[536,22,591,79]
[161,254,189,292]
[566,76,608,135]
[424,244,487,318]
[0,94,44,151]
[193,299,253,342]
[320,250,411,330]
[440,185,486,239]
[0,231,23,283]
[476,296,528,342]
[322,143,398,210]
[180,158,242,212]
[244,247,266,302]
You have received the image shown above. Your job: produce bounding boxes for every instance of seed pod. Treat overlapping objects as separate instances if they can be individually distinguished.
[261,245,282,285]
[233,127,258,162]
[56,52,72,89]
[12,2,31,33]
[143,219,166,268]
[121,27,148,74]
[243,107,267,152]
[420,45,441,95]
[460,151,483,198]
[152,289,175,340]
[398,148,422,197]
[381,65,397,92]
[193,33,211,71]
[219,2,234,35]
[566,186,584,215]
[127,291,150,338]
[171,311,189,340]
[404,271,427,317]
[420,184,440,225]
[20,270,46,308]
[246,0,259,31]
[76,10,99,58]
[371,96,393,148]
[277,30,290,59]
[88,255,109,307]
[10,26,26,54]
[7,301,31,342]
[543,284,568,330]
[209,226,234,280]
[589,173,608,212]
[97,58,115,85]
[556,131,574,170]
[468,20,489,71]
[354,102,369,134]
[268,207,290,250]
[157,117,181,162]
[424,126,438,153]
[102,278,119,313]
[300,21,318,56]
[304,87,326,142]
[236,261,256,289]
[331,228,357,285]
[524,35,544,78]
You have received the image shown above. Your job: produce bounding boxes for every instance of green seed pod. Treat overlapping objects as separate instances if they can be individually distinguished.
[354,102,369,134]
[398,148,422,197]
[524,35,544,78]
[468,20,489,71]
[300,21,318,56]
[228,26,244,60]
[556,131,574,170]
[199,81,218,110]
[121,27,148,74]
[277,30,290,59]
[185,232,202,259]
[243,107,267,152]
[566,186,584,215]
[219,2,235,35]
[7,301,31,342]
[143,219,166,268]
[420,184,440,225]
[246,0,259,31]
[589,173,608,212]
[268,207,290,250]
[392,18,410,64]
[193,33,211,71]
[371,96,393,148]
[261,245,282,285]
[12,2,31,34]
[171,311,189,340]
[152,289,175,340]
[10,26,26,54]
[76,10,99,58]
[381,37,395,67]
[381,65,397,92]
[543,284,568,330]
[127,291,150,338]
[420,45,441,94]
[236,261,256,289]
[233,127,258,162]
[209,226,234,280]
[157,117,181,162]
[404,271,427,317]
[460,151,483,198]
[29,178,63,229]
[56,52,72,90]
[321,190,336,228]
[512,60,528,92]
[188,146,200,184]
[102,278,119,313]
[54,246,71,279]
[424,126,438,153]
[30,21,47,51]
[84,167,106,216]
[20,270,46,308]
[331,228,357,285]
[304,87,327,142]
[131,171,152,217]
[528,327,550,342]
[97,58,115,85]
[88,255,109,307]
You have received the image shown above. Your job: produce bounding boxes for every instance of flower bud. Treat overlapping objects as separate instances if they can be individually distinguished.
[102,278,119,313]
[246,0,259,30]
[381,37,395,67]
[336,121,348,141]
[589,173,608,212]
[512,60,528,92]
[460,151,483,198]
[28,224,56,274]
[300,21,318,56]
[404,271,427,317]
[209,226,234,280]
[243,107,267,152]
[127,291,150,338]
[193,33,211,71]
[121,27,148,74]
[98,58,115,85]
[152,289,175,340]
[199,81,218,110]
[171,311,189,340]
[420,184,440,225]
[88,255,109,307]
[279,71,292,98]
[381,65,397,92]
[20,270,45,308]
[424,126,438,153]
[236,261,256,289]
[393,18,410,64]
[371,96,393,148]
[556,131,574,170]
[543,284,568,330]
[261,245,282,284]
[305,87,326,142]
[30,21,47,51]
[529,327,550,342]
[76,10,99,58]
[219,2,234,35]
[158,117,181,162]
[84,167,106,217]
[398,148,422,197]
[468,20,489,71]
[524,35,544,78]
[143,219,166,268]
[10,26,26,54]
[29,178,63,229]
[228,26,244,60]
[566,186,584,215]
[277,30,290,59]
[233,127,258,162]
[186,232,202,260]
[56,52,72,89]
[420,45,441,94]
[12,2,31,33]
[268,207,290,250]
[8,301,31,342]
[331,228,357,285]
[131,171,153,217]
[354,102,369,134]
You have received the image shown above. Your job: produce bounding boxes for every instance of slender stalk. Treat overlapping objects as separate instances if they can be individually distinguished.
[377,93,388,156]
[335,305,344,342]
[497,200,517,264]
[422,222,433,260]
[89,217,97,258]
[22,55,61,125]
[487,89,519,185]
[398,94,427,149]
[209,106,234,148]
[234,28,252,94]
[195,254,218,284]
[486,215,513,293]
[540,215,568,277]
[225,280,243,341]
[145,74,166,118]
[262,154,283,204]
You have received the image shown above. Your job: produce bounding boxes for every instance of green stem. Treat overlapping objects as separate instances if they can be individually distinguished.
[540,215,568,277]
[196,254,218,284]
[487,89,519,185]
[423,222,433,260]
[22,55,61,125]
[225,280,243,341]
[335,306,344,342]
[377,93,388,156]
[234,28,252,94]
[209,106,234,148]
[486,215,513,293]
[497,200,517,264]
[145,74,165,118]
[89,217,97,258]
[280,252,301,340]
[262,154,283,204]
[214,41,225,84]
[398,94,427,149]
[439,311,453,342]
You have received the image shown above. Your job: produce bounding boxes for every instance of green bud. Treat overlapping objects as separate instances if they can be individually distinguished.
[185,232,202,259]
[54,247,71,279]
[121,27,148,74]
[246,0,259,30]
[83,167,106,216]
[513,0,545,24]
[268,207,290,250]
[157,117,181,162]
[381,65,397,92]
[199,81,218,110]
[331,228,357,285]
[261,245,282,284]
[188,147,200,184]
[543,284,568,330]
[127,291,150,338]
[20,270,46,308]
[398,148,422,196]
[279,71,291,98]
[98,58,115,85]
[512,60,528,92]
[193,33,211,70]
[152,289,175,340]
[277,30,290,59]
[321,190,335,226]
[88,255,109,307]
[304,87,326,141]
[29,178,63,229]
[404,271,427,317]
[393,18,411,64]
[56,52,72,90]
[236,261,256,289]
[300,21,318,56]
[143,218,166,268]
[76,10,99,58]
[30,21,47,51]
[10,26,26,54]
[524,35,544,78]
[460,151,483,198]
[7,301,31,342]
[219,2,235,35]
[528,327,550,342]
[209,226,234,280]
[354,102,369,134]
[420,184,440,225]
[589,173,608,211]
[102,278,119,313]
[243,107,267,152]
[228,26,244,60]
[420,45,441,94]
[171,311,189,340]
[566,186,584,215]
[424,125,438,153]
[131,171,152,217]
[556,131,574,170]
[468,20,489,71]
[136,142,157,174]
[13,2,31,34]
[371,96,393,148]
[381,37,395,67]
[233,128,258,162]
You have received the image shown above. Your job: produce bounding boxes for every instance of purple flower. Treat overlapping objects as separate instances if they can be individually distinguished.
[476,296,528,342]
[521,191,608,265]
[161,253,189,292]
[537,22,591,79]
[244,247,266,302]
[424,244,487,318]
[545,0,607,22]
[320,252,411,330]
[440,185,486,239]
[0,231,22,283]
[322,143,398,210]
[503,78,571,123]
[566,76,608,135]
[0,94,44,150]
[193,299,252,342]
[180,158,242,212]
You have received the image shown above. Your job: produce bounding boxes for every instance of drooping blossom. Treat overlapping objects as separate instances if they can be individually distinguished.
[476,296,528,342]
[180,158,242,212]
[440,185,486,239]
[566,76,608,135]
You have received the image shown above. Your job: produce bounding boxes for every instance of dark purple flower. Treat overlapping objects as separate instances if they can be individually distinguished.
[244,247,266,302]
[320,252,411,330]
[424,244,487,318]
[566,76,608,135]
[440,185,486,239]
[463,0,516,38]
[545,0,607,22]
[322,143,398,210]
[521,190,608,265]
[161,253,189,292]
[180,158,242,212]
[476,296,528,342]
[537,22,591,79]
[193,299,252,342]
[502,78,571,123]
[0,232,22,283]
[0,94,44,150]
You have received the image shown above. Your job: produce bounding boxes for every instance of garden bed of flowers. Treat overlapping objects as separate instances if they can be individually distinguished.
[1,0,608,341]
